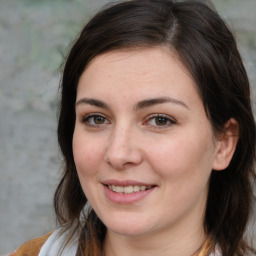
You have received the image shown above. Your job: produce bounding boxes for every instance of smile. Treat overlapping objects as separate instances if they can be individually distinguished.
[107,185,153,194]
[103,182,156,204]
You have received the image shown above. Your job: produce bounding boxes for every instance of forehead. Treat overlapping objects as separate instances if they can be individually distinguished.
[77,47,200,107]
[84,46,189,76]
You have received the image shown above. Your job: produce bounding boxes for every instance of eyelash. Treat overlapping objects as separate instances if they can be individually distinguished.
[81,113,176,129]
[144,114,176,129]
[81,113,110,128]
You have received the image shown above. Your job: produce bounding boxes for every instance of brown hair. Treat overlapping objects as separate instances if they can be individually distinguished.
[54,1,256,255]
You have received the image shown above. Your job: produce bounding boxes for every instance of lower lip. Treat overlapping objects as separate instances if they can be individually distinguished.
[103,185,156,204]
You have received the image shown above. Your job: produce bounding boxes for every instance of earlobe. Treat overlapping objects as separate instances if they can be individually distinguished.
[212,118,239,171]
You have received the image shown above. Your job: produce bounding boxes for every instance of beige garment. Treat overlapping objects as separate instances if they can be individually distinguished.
[14,232,53,256]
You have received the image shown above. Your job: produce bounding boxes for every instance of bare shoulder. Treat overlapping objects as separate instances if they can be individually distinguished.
[11,232,53,256]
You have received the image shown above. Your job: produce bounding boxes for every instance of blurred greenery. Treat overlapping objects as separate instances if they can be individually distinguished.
[15,0,89,72]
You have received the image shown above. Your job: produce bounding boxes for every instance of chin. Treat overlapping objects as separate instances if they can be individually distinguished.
[104,218,151,237]
[109,226,149,237]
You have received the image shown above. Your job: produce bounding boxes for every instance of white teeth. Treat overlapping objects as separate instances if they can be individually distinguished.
[133,185,140,192]
[108,185,153,194]
[115,186,124,193]
[124,185,133,193]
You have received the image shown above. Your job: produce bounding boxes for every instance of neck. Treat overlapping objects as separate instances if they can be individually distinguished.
[103,224,207,256]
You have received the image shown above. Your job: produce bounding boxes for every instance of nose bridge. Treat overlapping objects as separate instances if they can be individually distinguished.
[108,121,135,157]
[105,121,142,169]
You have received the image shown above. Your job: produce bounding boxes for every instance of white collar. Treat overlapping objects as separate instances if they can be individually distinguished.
[39,228,78,256]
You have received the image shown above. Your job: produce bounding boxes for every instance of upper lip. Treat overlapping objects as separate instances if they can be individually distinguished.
[102,179,156,187]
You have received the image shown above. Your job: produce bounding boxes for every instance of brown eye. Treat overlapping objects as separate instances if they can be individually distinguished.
[145,114,176,128]
[82,114,110,127]
[155,117,168,126]
[94,116,105,124]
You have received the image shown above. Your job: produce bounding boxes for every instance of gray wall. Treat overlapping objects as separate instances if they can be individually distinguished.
[0,0,255,255]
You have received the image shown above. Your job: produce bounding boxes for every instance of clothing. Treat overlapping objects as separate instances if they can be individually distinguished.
[39,228,78,256]
[15,232,53,256]
[15,229,78,256]
[15,229,220,256]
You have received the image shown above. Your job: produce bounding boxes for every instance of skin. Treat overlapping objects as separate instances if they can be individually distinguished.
[72,47,237,256]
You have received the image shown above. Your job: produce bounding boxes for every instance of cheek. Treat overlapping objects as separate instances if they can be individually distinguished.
[146,132,215,180]
[72,133,104,177]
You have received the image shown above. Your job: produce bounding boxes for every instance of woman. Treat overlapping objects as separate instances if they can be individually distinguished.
[12,0,256,255]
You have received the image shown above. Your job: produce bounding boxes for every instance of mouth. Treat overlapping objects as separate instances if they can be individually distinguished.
[107,184,154,194]
[102,179,157,203]
[102,181,157,204]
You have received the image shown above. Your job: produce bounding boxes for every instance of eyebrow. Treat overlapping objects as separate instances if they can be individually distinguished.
[76,97,189,110]
[76,98,110,109]
[134,97,189,110]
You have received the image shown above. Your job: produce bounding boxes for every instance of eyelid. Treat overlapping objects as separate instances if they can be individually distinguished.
[143,113,176,128]
[80,112,176,129]
[81,113,111,127]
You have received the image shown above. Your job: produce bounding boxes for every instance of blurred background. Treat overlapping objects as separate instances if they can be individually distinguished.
[0,0,255,255]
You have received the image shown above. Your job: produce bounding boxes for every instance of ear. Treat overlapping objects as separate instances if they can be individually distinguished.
[212,118,239,171]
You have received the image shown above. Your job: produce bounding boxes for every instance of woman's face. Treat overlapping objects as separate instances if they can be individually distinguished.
[73,47,220,238]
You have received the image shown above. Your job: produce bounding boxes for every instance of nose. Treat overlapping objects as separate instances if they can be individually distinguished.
[104,125,143,170]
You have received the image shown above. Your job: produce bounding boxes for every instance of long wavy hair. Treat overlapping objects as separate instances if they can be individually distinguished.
[54,1,256,255]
